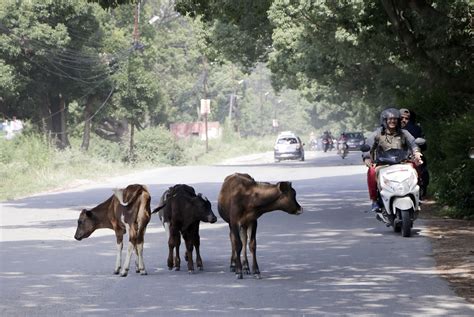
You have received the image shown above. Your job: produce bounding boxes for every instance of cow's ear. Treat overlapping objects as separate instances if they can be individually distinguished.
[85,209,93,218]
[278,182,291,192]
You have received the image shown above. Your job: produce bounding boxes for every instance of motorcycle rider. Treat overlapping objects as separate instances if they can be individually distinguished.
[322,131,332,152]
[337,132,348,155]
[363,108,423,214]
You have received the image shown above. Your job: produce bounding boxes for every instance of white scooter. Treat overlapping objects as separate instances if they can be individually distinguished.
[362,141,424,237]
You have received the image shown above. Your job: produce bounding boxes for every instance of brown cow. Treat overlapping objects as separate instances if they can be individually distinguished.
[153,184,217,273]
[74,184,152,277]
[217,173,302,279]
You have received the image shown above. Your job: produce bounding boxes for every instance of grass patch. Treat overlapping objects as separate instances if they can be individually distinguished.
[0,130,275,201]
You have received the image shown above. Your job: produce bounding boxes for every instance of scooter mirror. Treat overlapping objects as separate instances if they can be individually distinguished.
[360,144,370,152]
[414,138,426,146]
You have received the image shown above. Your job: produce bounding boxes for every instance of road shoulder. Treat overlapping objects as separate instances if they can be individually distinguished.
[421,200,474,304]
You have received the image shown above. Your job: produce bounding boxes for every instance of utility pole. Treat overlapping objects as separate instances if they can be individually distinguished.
[202,56,209,153]
[228,66,235,124]
[128,0,141,162]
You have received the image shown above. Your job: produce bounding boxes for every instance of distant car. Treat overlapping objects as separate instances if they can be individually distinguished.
[345,132,366,150]
[274,131,305,162]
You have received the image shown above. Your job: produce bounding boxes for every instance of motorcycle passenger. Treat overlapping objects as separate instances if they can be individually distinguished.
[400,108,423,139]
[400,108,429,198]
[362,108,423,213]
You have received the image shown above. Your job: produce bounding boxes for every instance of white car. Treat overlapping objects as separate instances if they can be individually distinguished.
[274,132,305,162]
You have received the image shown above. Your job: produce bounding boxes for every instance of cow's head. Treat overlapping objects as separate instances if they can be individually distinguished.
[277,181,303,215]
[74,209,97,241]
[195,194,217,223]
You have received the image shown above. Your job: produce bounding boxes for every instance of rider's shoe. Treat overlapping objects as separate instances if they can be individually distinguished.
[371,201,381,213]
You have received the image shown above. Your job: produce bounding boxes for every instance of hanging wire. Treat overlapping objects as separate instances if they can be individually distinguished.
[5,26,134,85]
[34,85,116,135]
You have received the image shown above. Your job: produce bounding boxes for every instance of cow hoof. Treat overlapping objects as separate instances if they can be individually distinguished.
[254,273,261,279]
[188,270,194,274]
[198,267,203,271]
[120,271,128,277]
[113,270,120,275]
[168,266,173,271]
[140,270,147,276]
[236,273,243,279]
[174,267,180,271]
[135,269,140,273]
[230,266,236,272]
[244,269,251,275]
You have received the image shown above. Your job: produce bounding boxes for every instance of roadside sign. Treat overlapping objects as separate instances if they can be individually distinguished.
[200,99,210,115]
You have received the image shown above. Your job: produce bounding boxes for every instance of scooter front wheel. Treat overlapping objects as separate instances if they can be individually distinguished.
[401,209,413,237]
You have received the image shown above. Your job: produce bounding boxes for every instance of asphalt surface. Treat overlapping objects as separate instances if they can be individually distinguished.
[1,150,473,316]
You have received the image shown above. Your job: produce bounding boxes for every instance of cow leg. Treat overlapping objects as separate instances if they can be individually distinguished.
[167,228,178,270]
[183,234,195,273]
[174,235,181,271]
[240,225,250,275]
[134,247,140,273]
[231,224,243,279]
[194,231,203,271]
[113,229,124,275]
[229,226,236,272]
[135,220,148,275]
[249,221,261,279]
[114,241,123,275]
[136,242,147,275]
[120,242,135,277]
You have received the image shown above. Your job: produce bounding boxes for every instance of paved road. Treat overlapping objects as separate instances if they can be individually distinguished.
[1,150,473,316]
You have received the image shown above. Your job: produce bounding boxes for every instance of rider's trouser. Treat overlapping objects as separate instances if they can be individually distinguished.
[367,166,377,201]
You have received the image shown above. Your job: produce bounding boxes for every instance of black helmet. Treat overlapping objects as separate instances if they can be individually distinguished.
[380,108,401,131]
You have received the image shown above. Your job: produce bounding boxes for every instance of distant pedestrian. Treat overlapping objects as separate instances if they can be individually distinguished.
[11,116,23,133]
[4,119,14,140]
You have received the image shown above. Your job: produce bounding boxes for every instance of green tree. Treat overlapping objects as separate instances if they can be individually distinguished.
[0,0,116,148]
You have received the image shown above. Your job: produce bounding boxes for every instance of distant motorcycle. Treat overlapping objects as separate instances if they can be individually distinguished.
[362,139,425,237]
[322,138,332,152]
[337,140,349,159]
[310,139,318,151]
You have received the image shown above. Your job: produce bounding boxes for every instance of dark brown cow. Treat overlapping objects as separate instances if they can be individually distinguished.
[153,184,217,273]
[217,173,303,279]
[74,184,152,277]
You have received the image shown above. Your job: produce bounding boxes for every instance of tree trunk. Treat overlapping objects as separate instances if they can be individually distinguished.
[49,92,70,149]
[40,94,53,144]
[81,95,95,151]
[129,122,135,162]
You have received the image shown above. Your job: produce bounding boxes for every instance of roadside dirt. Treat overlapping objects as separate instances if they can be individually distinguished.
[420,200,474,304]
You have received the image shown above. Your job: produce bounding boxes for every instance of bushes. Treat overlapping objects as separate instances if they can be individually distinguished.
[400,91,474,218]
[428,114,474,218]
[133,126,185,166]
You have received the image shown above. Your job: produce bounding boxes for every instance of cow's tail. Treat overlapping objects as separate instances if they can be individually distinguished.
[152,204,166,214]
[113,188,129,206]
[113,184,149,207]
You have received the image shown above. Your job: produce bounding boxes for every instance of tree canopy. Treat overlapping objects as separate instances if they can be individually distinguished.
[176,0,472,110]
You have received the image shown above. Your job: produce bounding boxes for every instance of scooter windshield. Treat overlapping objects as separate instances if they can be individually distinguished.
[375,149,409,165]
